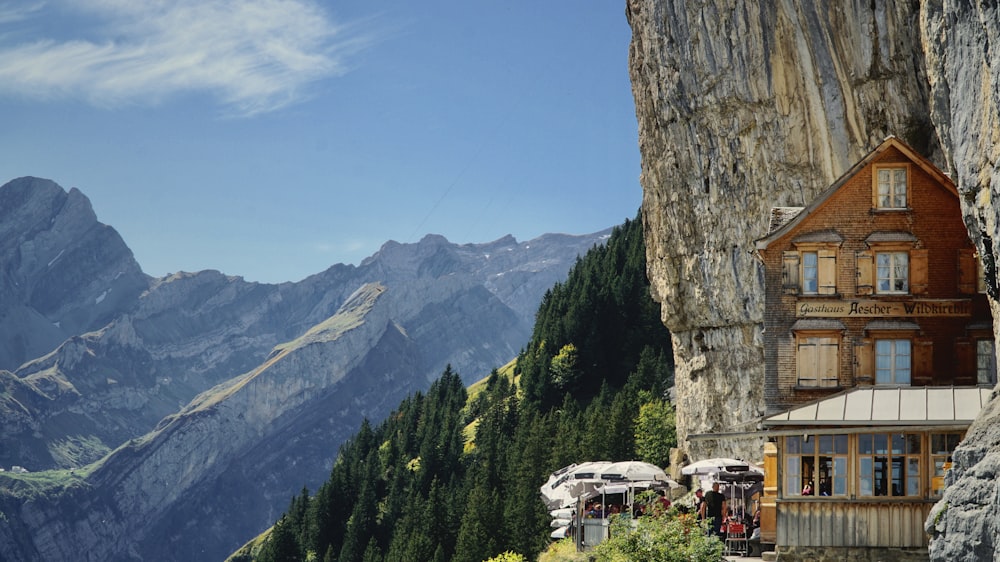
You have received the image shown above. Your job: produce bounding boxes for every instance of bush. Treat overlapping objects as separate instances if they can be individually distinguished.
[484,551,527,562]
[592,512,723,562]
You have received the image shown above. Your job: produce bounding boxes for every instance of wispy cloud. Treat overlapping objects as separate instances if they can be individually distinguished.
[0,0,366,115]
[0,1,45,24]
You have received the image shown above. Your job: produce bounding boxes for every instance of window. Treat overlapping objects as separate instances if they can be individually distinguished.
[876,167,908,208]
[876,339,911,385]
[930,433,962,497]
[782,247,837,295]
[796,335,839,387]
[802,251,818,293]
[858,433,921,497]
[876,252,908,293]
[783,435,848,498]
[977,339,996,385]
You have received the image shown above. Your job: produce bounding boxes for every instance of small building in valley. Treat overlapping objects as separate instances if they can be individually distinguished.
[753,136,994,560]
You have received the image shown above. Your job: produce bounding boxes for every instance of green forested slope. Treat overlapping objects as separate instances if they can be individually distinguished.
[233,215,675,562]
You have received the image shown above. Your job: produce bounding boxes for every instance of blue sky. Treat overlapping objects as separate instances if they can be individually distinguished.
[0,1,640,283]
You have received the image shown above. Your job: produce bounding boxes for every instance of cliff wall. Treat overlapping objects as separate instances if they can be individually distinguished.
[627,2,998,559]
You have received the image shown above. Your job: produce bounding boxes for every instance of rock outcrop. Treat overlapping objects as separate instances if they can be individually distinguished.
[627,2,998,559]
[0,177,149,369]
[0,177,609,561]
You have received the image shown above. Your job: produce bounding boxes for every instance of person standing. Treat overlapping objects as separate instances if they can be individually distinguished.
[699,482,727,537]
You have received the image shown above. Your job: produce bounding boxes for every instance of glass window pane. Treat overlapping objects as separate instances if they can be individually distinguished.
[834,457,847,496]
[948,434,961,450]
[858,434,872,454]
[819,435,833,454]
[907,459,920,495]
[892,434,905,454]
[874,434,888,454]
[786,476,800,496]
[859,457,873,496]
[906,434,921,454]
[834,434,848,454]
[891,457,903,495]
[801,436,814,454]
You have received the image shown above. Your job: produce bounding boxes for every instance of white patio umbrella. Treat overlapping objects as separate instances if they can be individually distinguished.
[540,464,579,510]
[600,460,668,482]
[540,461,616,509]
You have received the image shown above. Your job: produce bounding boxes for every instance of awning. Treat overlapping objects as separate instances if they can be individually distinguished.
[763,386,992,427]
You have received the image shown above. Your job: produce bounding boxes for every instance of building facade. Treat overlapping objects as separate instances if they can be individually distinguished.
[753,137,995,560]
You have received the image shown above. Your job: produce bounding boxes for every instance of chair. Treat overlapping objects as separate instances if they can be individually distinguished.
[724,521,747,556]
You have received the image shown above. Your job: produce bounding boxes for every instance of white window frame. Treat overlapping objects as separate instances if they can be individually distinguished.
[876,252,909,294]
[875,166,908,209]
[801,251,818,294]
[875,338,911,385]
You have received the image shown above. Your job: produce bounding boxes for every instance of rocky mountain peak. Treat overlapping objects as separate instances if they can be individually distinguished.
[0,177,149,370]
[0,176,611,561]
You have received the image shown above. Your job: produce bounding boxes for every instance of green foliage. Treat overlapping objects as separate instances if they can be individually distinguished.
[549,344,580,391]
[520,216,673,410]
[484,551,527,562]
[634,399,677,469]
[246,213,676,562]
[592,513,724,562]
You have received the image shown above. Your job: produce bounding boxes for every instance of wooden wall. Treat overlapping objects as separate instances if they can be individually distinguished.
[777,500,932,548]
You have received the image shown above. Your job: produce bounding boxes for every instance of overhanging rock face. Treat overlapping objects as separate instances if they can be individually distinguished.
[627,3,999,559]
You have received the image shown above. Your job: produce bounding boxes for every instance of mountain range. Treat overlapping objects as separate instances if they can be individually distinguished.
[0,176,611,561]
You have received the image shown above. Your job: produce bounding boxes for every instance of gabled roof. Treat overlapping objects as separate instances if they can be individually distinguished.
[762,386,991,427]
[756,136,956,250]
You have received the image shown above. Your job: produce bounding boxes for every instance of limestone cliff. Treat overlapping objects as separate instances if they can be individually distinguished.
[627,2,998,559]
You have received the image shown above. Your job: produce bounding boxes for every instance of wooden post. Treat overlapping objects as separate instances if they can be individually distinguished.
[761,440,778,545]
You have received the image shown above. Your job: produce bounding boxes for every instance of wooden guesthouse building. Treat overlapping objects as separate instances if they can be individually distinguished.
[753,136,995,560]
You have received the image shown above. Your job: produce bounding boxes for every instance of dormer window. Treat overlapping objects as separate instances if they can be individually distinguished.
[874,166,908,209]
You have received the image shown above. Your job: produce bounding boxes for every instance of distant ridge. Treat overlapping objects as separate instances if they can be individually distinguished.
[0,176,614,562]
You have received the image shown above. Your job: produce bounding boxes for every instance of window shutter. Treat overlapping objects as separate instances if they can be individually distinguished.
[797,338,816,385]
[958,249,977,294]
[818,249,837,295]
[782,251,800,295]
[819,338,839,386]
[910,249,929,294]
[854,338,873,383]
[913,337,934,384]
[856,251,873,295]
[955,337,975,381]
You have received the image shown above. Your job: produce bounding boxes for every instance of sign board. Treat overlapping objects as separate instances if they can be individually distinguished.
[796,299,972,318]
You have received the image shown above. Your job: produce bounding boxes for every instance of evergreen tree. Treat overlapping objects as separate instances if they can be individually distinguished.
[453,473,501,562]
[246,212,676,562]
[258,515,302,562]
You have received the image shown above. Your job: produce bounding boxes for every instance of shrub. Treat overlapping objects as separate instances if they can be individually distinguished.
[592,512,723,562]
